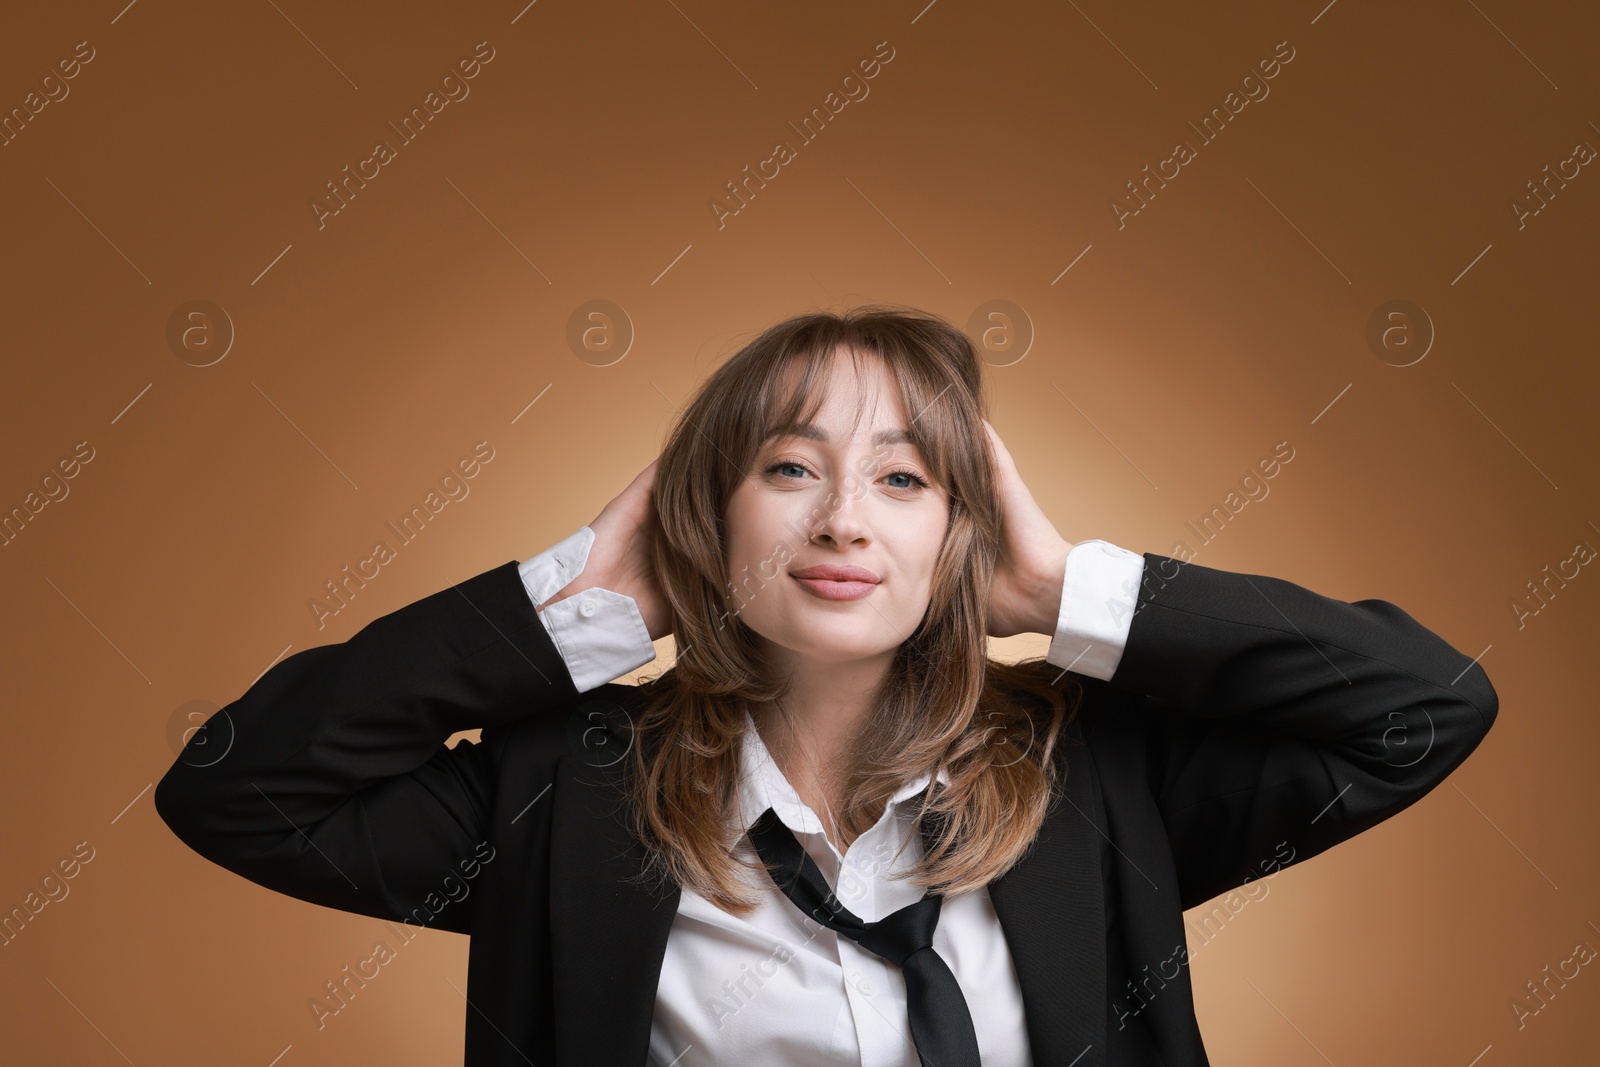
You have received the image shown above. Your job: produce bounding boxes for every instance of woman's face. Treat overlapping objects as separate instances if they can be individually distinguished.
[723,350,952,669]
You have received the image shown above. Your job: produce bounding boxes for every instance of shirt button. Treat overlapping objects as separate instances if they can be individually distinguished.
[579,598,597,617]
[852,972,875,996]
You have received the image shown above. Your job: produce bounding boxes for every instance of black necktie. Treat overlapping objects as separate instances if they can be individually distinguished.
[748,803,982,1067]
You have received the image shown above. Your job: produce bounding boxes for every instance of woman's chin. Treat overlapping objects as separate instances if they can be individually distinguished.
[772,637,898,669]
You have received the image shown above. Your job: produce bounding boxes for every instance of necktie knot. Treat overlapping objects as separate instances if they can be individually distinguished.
[853,892,941,966]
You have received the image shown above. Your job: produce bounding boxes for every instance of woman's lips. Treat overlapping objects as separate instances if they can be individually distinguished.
[792,576,879,601]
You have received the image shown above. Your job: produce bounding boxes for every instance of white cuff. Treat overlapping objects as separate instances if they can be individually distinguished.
[518,526,657,694]
[1045,539,1144,681]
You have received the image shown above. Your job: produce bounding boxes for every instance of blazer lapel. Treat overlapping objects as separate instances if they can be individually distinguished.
[989,724,1108,1066]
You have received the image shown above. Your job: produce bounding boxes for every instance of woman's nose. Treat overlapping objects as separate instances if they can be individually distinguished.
[810,480,871,546]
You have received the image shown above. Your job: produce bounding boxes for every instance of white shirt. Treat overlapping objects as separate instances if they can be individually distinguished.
[518,527,1145,1067]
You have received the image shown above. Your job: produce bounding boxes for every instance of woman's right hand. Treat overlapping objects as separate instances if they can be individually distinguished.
[542,458,677,643]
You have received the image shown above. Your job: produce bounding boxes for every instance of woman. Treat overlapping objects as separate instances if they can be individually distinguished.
[155,305,1498,1066]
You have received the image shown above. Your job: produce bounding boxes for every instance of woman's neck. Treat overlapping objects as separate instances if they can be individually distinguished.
[753,651,893,853]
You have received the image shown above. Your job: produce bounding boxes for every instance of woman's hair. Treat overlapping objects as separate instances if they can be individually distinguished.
[618,304,1085,914]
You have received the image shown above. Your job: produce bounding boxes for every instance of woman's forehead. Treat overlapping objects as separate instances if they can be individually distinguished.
[769,351,907,432]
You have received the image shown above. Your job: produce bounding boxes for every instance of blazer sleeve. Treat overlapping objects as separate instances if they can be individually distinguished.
[153,559,582,934]
[1098,552,1499,911]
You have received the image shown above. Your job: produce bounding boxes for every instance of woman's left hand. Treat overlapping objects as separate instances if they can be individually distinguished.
[982,419,1074,639]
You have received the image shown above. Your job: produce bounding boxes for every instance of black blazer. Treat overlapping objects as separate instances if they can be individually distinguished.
[154,551,1498,1066]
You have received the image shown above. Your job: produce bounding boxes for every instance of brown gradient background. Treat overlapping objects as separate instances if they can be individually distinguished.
[1,0,1595,1063]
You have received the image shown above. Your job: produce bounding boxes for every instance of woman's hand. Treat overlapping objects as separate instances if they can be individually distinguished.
[982,419,1074,639]
[543,459,677,642]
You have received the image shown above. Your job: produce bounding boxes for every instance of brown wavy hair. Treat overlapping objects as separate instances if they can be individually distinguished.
[619,304,1085,914]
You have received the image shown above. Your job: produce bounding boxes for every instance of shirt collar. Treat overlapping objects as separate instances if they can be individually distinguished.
[734,706,952,837]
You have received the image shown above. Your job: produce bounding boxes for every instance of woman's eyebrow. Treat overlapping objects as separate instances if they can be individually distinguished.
[769,422,915,447]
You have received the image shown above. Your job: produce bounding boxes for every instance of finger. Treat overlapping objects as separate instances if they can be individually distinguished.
[630,459,658,493]
[983,420,1019,474]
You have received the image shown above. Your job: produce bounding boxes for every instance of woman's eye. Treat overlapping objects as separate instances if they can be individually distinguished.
[884,468,932,491]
